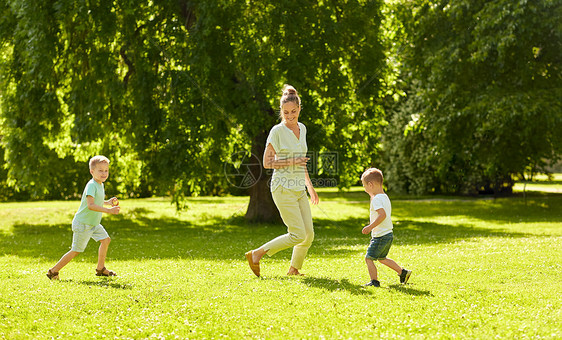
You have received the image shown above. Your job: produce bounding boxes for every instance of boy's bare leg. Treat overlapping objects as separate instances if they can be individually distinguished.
[96,237,111,271]
[365,258,378,280]
[379,258,402,274]
[51,250,80,273]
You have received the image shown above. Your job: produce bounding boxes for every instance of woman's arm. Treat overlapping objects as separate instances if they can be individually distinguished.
[305,168,319,205]
[263,143,308,169]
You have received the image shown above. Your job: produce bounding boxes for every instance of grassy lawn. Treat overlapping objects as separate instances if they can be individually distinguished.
[513,173,562,194]
[0,189,561,339]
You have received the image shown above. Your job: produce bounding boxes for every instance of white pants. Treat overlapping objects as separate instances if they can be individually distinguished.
[260,187,314,269]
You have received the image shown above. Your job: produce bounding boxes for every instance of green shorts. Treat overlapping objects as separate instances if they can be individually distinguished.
[71,221,109,252]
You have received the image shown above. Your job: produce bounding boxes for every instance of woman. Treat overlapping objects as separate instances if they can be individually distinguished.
[245,84,319,277]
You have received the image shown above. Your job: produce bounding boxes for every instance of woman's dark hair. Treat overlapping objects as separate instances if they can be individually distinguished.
[279,84,301,109]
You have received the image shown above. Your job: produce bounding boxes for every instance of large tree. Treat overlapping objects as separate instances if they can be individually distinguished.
[0,1,389,218]
[383,0,562,195]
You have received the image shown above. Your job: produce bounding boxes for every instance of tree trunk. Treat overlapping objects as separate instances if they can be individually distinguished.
[245,131,281,223]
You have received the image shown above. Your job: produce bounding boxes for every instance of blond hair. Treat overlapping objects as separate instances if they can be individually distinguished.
[361,168,384,185]
[89,155,110,170]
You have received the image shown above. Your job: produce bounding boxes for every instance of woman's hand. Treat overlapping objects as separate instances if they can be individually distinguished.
[308,186,319,205]
[293,157,309,167]
[263,144,309,169]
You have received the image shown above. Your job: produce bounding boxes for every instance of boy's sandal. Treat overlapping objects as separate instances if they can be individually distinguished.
[95,267,116,277]
[46,269,59,280]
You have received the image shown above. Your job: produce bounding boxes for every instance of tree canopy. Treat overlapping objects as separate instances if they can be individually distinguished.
[383,0,562,195]
[1,0,560,206]
[0,0,388,214]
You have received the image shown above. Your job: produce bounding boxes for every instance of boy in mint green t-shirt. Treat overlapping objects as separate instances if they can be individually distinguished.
[47,156,120,280]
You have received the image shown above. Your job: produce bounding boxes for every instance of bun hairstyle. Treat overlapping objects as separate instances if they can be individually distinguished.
[279,84,301,109]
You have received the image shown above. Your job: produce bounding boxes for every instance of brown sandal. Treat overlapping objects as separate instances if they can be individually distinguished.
[46,269,59,280]
[95,267,116,277]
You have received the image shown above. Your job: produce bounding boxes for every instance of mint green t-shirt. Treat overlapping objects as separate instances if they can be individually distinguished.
[73,179,105,226]
[266,122,308,192]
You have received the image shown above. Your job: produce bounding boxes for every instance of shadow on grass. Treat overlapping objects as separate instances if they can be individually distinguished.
[311,217,535,257]
[392,194,562,223]
[388,284,433,297]
[1,197,556,262]
[269,276,433,297]
[59,279,133,290]
[301,276,372,296]
[0,213,275,261]
[264,275,373,296]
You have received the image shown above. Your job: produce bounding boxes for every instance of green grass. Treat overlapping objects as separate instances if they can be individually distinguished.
[1,189,561,339]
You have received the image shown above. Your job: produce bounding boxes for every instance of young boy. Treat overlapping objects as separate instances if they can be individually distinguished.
[47,155,120,280]
[361,168,411,287]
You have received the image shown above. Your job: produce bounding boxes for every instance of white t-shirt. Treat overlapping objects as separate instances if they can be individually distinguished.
[266,122,308,192]
[370,193,393,238]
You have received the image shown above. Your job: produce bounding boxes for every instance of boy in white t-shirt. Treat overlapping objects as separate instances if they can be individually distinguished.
[361,168,411,287]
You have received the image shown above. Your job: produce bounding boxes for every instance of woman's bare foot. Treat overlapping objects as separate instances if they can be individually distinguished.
[287,266,304,276]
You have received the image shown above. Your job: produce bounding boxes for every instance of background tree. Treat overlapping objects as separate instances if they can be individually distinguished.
[0,1,390,220]
[176,1,387,220]
[383,0,562,195]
